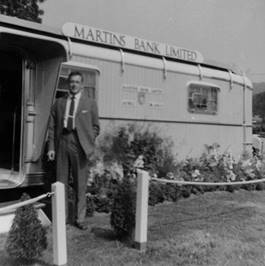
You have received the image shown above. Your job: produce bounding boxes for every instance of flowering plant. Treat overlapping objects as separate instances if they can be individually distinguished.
[88,123,265,213]
[162,143,265,186]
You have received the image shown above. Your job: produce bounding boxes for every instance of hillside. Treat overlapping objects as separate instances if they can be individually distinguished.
[253,82,265,95]
[253,91,265,117]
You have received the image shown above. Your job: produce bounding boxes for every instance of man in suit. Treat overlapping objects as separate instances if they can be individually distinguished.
[47,71,99,230]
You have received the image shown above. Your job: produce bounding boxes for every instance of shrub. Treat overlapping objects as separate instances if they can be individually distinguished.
[256,182,265,191]
[87,170,120,214]
[181,185,192,198]
[86,195,95,217]
[90,123,178,214]
[162,183,182,202]
[149,182,165,206]
[93,194,112,213]
[5,193,47,262]
[91,124,265,218]
[97,123,176,178]
[190,185,204,195]
[110,178,136,239]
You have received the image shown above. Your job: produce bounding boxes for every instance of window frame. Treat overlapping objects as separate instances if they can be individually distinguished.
[187,81,220,115]
[53,61,100,101]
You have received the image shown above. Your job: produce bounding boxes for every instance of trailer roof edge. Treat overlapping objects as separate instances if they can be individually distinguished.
[0,14,63,38]
[0,15,245,76]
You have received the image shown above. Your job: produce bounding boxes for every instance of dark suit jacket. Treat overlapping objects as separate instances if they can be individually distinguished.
[48,90,100,158]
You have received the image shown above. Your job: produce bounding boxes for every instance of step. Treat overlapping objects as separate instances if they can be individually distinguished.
[0,200,51,234]
[0,168,24,189]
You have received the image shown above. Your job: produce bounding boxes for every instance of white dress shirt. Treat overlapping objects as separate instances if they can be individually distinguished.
[63,90,82,129]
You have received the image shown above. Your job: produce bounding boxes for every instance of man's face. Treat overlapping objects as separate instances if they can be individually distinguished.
[69,74,83,95]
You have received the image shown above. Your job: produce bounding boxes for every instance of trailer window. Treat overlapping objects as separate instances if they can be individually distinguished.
[55,63,99,100]
[188,83,219,114]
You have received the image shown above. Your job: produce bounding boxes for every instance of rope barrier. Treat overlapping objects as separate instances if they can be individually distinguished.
[0,182,67,265]
[151,177,265,186]
[0,192,54,214]
[134,171,265,251]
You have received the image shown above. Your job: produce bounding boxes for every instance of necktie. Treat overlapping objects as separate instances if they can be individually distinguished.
[67,95,75,131]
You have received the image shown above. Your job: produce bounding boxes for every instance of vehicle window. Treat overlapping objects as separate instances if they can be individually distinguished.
[55,64,98,100]
[188,82,219,114]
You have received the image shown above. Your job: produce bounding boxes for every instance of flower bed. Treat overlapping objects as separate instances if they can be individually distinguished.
[86,124,265,217]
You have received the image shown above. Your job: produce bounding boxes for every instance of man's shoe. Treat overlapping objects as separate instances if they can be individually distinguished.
[75,222,88,230]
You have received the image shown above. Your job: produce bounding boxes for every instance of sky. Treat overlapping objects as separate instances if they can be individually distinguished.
[41,0,265,82]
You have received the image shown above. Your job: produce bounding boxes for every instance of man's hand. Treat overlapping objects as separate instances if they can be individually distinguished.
[47,150,55,161]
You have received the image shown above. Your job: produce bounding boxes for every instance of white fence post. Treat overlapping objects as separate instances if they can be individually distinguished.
[134,170,149,252]
[52,182,67,266]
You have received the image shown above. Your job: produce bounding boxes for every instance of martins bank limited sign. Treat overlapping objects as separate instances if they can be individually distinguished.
[62,22,204,64]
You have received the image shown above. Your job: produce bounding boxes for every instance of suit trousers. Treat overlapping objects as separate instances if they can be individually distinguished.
[56,130,88,224]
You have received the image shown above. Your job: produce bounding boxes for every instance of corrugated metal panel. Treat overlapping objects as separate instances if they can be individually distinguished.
[72,54,248,126]
[0,19,252,89]
[71,43,252,89]
[71,51,252,159]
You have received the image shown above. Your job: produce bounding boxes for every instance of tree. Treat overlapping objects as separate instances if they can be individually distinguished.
[5,193,47,263]
[0,0,46,23]
[253,91,265,132]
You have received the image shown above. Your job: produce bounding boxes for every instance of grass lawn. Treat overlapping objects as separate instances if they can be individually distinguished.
[1,189,265,265]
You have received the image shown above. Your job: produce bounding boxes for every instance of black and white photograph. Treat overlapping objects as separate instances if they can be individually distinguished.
[0,1,265,265]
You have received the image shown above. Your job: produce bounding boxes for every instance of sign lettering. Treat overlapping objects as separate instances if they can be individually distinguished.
[63,23,203,63]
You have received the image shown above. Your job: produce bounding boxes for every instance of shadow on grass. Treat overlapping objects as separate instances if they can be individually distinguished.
[91,227,117,241]
[91,227,136,249]
[0,250,52,266]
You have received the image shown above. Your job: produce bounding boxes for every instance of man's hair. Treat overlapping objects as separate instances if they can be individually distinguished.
[68,71,84,82]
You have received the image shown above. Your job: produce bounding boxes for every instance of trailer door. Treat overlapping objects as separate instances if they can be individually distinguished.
[0,32,66,188]
[0,50,22,185]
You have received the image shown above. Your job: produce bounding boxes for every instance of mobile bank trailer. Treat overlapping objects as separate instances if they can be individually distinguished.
[0,15,252,188]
